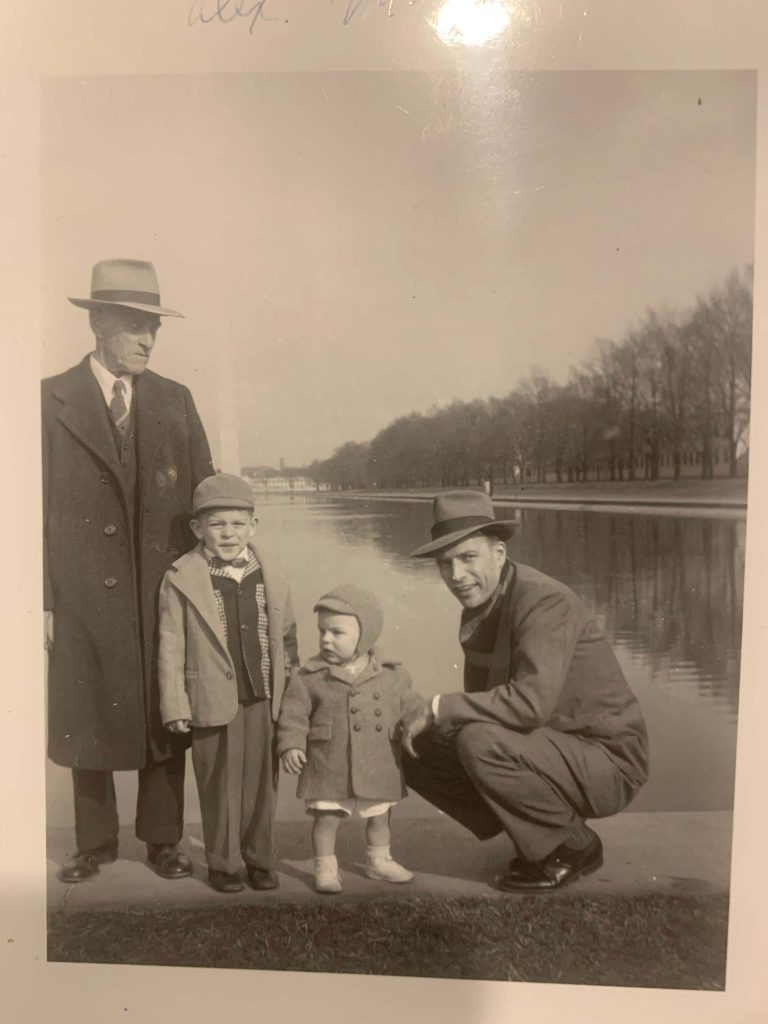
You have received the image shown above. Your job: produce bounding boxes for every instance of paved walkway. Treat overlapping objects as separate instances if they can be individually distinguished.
[343,485,747,517]
[47,810,732,911]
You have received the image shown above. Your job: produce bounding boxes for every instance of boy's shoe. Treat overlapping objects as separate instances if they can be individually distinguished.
[365,855,414,884]
[247,867,280,891]
[59,838,119,883]
[208,869,245,893]
[314,856,342,894]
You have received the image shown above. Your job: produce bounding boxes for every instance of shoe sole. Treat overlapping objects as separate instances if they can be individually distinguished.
[365,871,414,884]
[150,865,193,880]
[59,871,100,884]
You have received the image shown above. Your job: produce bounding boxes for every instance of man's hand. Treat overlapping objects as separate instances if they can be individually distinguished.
[44,611,54,650]
[398,701,435,760]
[166,719,191,734]
[280,749,307,774]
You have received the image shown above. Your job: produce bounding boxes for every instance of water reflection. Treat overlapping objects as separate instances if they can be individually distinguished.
[329,498,743,719]
[250,495,742,813]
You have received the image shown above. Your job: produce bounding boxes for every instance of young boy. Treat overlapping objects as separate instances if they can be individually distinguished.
[158,473,299,893]
[277,584,420,893]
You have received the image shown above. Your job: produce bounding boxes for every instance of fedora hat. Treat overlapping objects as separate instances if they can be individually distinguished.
[410,490,518,558]
[68,258,184,317]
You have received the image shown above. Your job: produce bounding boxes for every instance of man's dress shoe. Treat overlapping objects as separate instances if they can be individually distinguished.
[59,839,118,883]
[147,843,193,879]
[247,867,280,890]
[498,831,604,893]
[208,869,245,893]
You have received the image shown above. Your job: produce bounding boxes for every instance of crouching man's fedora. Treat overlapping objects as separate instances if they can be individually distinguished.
[410,490,518,558]
[68,258,184,317]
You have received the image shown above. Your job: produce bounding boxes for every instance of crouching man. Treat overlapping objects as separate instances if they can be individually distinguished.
[399,491,649,893]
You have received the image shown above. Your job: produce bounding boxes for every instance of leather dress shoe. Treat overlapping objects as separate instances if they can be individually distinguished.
[498,831,603,893]
[208,869,245,893]
[59,839,118,883]
[147,843,193,879]
[247,867,280,891]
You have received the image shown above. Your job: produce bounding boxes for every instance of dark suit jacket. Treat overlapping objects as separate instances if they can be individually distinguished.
[42,356,213,770]
[437,562,649,789]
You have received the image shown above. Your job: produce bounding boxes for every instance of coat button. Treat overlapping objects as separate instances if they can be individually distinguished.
[373,692,380,700]
[350,690,358,698]
[103,524,117,536]
[226,671,233,679]
[375,723,383,731]
[104,577,117,588]
[353,723,362,732]
[99,472,111,484]
[350,707,358,714]
[374,708,382,717]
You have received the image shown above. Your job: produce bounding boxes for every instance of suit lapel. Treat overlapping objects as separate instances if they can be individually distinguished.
[169,548,230,656]
[54,357,124,487]
[133,371,165,500]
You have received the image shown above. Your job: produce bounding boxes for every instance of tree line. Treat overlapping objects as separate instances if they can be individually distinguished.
[306,265,752,490]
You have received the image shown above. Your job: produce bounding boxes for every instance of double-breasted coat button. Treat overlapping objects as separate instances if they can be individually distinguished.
[104,577,117,588]
[374,708,382,717]
[226,671,234,679]
[373,692,380,700]
[99,472,111,484]
[375,723,383,731]
[350,690,358,698]
[353,722,362,732]
[350,707,358,714]
[103,524,117,536]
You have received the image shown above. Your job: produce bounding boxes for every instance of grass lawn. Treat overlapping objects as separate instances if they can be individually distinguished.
[48,892,728,989]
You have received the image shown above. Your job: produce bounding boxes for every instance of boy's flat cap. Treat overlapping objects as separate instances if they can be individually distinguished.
[192,474,256,515]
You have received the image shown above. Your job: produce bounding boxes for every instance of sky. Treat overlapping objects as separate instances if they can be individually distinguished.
[41,70,756,469]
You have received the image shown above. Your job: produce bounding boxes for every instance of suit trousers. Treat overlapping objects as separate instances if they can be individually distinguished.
[403,722,636,862]
[71,752,186,853]
[191,698,278,874]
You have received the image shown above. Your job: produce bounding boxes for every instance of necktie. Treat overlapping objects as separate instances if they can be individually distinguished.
[110,379,129,436]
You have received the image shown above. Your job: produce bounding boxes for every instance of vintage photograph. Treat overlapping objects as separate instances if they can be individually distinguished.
[41,65,754,990]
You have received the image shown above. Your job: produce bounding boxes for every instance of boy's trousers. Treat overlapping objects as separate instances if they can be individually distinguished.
[191,698,278,874]
[402,721,638,862]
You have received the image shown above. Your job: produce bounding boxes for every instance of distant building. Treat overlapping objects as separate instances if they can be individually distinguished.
[241,465,330,494]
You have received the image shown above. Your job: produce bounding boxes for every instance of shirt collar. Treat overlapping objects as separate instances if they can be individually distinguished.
[89,354,134,403]
[203,544,255,565]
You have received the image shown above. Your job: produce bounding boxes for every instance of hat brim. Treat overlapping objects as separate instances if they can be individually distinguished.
[192,499,256,515]
[313,597,358,616]
[68,297,184,318]
[410,520,518,559]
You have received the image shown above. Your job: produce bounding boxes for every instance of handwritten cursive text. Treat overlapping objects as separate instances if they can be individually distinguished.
[188,0,275,35]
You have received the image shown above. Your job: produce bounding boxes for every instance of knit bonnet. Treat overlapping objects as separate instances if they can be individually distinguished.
[313,584,384,655]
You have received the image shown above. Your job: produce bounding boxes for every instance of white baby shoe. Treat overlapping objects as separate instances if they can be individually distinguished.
[314,855,342,894]
[365,845,414,884]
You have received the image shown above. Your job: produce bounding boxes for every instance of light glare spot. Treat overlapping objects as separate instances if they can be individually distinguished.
[432,0,513,47]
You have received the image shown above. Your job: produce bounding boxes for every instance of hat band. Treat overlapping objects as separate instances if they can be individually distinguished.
[91,289,162,305]
[431,514,495,541]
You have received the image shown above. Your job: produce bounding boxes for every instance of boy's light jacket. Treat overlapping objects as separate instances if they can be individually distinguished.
[158,542,298,727]
[276,655,421,801]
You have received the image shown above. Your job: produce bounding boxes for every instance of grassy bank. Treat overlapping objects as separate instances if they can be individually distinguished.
[48,892,728,989]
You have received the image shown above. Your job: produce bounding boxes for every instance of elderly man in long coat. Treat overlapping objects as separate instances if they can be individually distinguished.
[399,490,649,892]
[42,258,213,882]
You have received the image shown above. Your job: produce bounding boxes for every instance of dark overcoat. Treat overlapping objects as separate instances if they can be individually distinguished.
[42,356,213,771]
[276,655,422,801]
